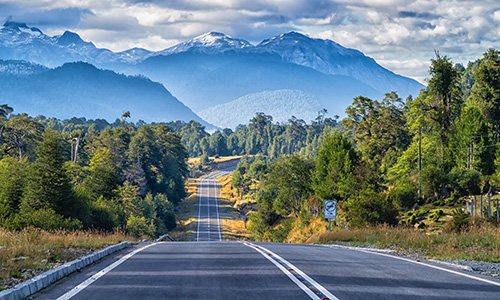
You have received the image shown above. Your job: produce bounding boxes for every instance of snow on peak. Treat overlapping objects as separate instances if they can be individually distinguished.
[161,31,252,55]
[57,31,85,46]
[2,20,43,36]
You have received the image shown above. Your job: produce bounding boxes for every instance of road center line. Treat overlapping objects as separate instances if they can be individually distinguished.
[56,243,159,300]
[324,244,500,287]
[196,178,203,242]
[215,178,222,241]
[207,179,210,241]
[243,242,339,300]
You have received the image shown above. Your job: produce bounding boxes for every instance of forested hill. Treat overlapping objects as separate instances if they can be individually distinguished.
[0,60,210,126]
[0,109,187,237]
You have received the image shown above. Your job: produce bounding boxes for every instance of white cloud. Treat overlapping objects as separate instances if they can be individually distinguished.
[0,0,498,81]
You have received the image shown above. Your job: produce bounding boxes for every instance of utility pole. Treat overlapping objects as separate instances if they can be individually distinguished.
[418,126,422,202]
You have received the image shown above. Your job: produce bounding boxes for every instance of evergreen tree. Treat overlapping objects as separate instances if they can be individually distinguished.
[20,130,79,219]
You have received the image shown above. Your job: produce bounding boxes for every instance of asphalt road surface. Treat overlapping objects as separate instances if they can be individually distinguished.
[32,171,500,300]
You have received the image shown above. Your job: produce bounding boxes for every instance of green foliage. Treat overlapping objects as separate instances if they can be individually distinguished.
[7,209,82,231]
[267,155,314,216]
[313,130,358,201]
[449,168,481,196]
[126,215,155,238]
[0,157,28,219]
[388,178,417,210]
[0,113,187,236]
[345,189,398,227]
[153,193,176,233]
[452,106,495,175]
[446,208,470,232]
[344,93,410,186]
[20,130,80,219]
[468,49,500,140]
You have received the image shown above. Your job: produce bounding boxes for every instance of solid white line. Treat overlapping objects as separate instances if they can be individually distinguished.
[196,178,203,242]
[56,243,158,300]
[325,244,500,287]
[242,242,319,299]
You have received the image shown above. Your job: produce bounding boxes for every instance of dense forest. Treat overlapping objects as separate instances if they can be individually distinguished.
[0,111,187,237]
[1,49,497,241]
[231,49,500,241]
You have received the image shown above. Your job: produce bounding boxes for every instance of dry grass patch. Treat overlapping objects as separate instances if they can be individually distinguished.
[217,174,250,240]
[311,224,500,262]
[0,228,132,290]
[170,178,200,241]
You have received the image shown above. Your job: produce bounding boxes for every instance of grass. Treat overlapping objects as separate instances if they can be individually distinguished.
[217,174,250,240]
[308,223,500,262]
[188,155,243,167]
[0,228,133,290]
[170,178,200,241]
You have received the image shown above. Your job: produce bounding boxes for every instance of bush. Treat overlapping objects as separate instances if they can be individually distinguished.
[445,208,470,232]
[126,215,155,238]
[89,197,123,231]
[388,179,417,210]
[346,189,398,227]
[450,168,481,196]
[6,209,82,231]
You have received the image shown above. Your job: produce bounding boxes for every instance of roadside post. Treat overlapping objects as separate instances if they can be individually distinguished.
[324,199,337,231]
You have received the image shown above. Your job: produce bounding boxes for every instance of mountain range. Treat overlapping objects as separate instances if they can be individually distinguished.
[0,21,424,128]
[0,60,207,125]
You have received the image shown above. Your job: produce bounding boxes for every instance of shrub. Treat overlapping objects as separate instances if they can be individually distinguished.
[445,208,470,232]
[126,215,155,238]
[450,168,481,196]
[346,189,398,227]
[7,209,82,231]
[388,178,417,210]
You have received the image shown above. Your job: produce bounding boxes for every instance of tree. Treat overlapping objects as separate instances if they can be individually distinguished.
[468,49,500,141]
[313,130,358,201]
[20,130,80,219]
[83,147,120,200]
[2,115,44,160]
[0,157,28,220]
[267,155,314,216]
[0,104,13,138]
[452,106,495,175]
[121,111,131,123]
[343,93,410,187]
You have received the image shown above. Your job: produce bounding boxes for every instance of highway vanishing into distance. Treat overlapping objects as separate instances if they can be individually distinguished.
[33,171,500,300]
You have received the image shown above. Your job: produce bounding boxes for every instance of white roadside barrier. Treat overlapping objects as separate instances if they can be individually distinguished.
[0,241,132,300]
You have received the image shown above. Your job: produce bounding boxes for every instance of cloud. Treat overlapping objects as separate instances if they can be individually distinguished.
[0,0,498,82]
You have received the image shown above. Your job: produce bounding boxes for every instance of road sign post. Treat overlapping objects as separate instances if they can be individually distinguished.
[324,199,337,231]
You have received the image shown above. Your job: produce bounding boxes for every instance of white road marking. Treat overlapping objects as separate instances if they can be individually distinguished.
[206,179,210,241]
[325,244,500,287]
[196,178,204,242]
[243,242,339,300]
[215,180,222,241]
[56,243,159,300]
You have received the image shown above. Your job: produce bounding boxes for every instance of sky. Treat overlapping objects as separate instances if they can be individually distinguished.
[0,0,499,83]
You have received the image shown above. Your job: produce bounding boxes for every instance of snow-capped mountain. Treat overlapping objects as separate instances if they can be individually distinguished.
[0,21,148,67]
[254,31,419,95]
[0,21,425,127]
[158,32,252,55]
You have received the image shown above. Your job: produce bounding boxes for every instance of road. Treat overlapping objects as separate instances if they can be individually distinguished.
[196,171,228,241]
[33,171,500,300]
